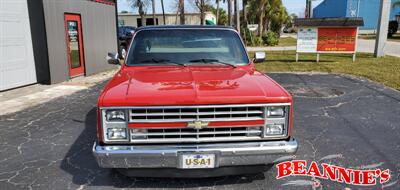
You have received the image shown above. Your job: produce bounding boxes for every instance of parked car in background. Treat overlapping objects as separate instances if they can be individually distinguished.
[118,26,136,58]
[94,26,298,178]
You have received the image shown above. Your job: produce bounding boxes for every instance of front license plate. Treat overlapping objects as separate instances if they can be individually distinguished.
[180,154,215,169]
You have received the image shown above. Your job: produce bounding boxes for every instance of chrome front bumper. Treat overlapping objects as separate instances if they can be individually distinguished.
[93,138,298,169]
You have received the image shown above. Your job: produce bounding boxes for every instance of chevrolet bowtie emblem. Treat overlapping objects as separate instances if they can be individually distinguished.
[187,120,209,129]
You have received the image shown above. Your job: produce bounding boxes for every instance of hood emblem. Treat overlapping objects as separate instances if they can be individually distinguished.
[188,120,209,129]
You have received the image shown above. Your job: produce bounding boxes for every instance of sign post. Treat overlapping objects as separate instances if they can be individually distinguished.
[294,18,364,62]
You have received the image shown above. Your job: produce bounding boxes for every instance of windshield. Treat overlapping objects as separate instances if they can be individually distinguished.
[126,29,249,66]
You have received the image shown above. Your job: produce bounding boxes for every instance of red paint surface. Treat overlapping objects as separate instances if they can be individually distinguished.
[98,64,292,107]
[317,28,357,52]
[129,122,187,129]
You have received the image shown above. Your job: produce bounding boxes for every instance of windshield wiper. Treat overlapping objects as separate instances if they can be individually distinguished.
[140,59,186,67]
[189,59,237,68]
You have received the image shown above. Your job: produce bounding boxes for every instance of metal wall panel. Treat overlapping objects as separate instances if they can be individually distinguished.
[27,0,51,84]
[42,0,117,84]
[0,0,37,91]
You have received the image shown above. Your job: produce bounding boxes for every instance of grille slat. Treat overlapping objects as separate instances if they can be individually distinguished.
[130,117,263,123]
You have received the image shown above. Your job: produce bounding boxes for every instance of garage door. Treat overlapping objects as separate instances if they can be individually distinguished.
[0,0,37,91]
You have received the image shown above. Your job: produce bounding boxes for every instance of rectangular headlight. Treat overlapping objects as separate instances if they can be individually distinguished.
[265,124,284,135]
[267,106,285,117]
[106,109,126,122]
[107,128,127,140]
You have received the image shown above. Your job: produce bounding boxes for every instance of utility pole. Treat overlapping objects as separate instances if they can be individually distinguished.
[306,0,312,18]
[374,0,391,57]
[235,0,240,33]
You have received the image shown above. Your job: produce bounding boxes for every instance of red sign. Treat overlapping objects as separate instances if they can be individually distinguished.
[317,28,357,52]
[276,160,392,187]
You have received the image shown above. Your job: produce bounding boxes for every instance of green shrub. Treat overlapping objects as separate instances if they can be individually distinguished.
[262,31,280,46]
[253,37,263,46]
[244,30,263,46]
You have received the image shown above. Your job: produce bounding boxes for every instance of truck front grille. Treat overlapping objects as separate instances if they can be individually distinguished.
[129,105,264,122]
[130,126,263,143]
[126,105,268,143]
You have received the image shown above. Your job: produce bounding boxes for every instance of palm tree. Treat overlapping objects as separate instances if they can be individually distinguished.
[258,0,266,37]
[129,0,148,26]
[179,0,185,25]
[151,0,156,25]
[194,0,210,25]
[216,0,220,25]
[227,0,233,26]
[243,0,248,27]
[234,0,240,32]
[161,0,166,25]
[129,0,146,26]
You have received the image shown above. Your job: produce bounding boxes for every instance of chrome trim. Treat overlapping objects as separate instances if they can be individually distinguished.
[93,138,298,168]
[129,117,264,123]
[130,126,264,143]
[101,109,130,143]
[129,137,265,144]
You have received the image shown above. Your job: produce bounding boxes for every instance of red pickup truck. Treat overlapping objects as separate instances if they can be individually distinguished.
[93,26,298,178]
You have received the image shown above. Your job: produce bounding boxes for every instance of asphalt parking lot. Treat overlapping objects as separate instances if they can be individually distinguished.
[0,73,399,190]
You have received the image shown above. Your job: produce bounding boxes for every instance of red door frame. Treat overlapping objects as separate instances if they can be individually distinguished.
[64,14,85,77]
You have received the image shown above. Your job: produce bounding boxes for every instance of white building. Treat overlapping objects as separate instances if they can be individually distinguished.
[118,12,217,27]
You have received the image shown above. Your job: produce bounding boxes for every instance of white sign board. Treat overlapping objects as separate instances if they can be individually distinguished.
[297,27,318,53]
[247,24,258,32]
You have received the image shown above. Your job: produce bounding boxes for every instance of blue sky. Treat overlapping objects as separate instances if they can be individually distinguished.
[117,0,324,16]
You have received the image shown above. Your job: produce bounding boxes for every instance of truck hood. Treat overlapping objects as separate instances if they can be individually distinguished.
[99,66,291,107]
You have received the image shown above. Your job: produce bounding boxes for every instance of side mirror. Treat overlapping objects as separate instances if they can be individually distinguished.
[107,52,120,65]
[253,52,266,63]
